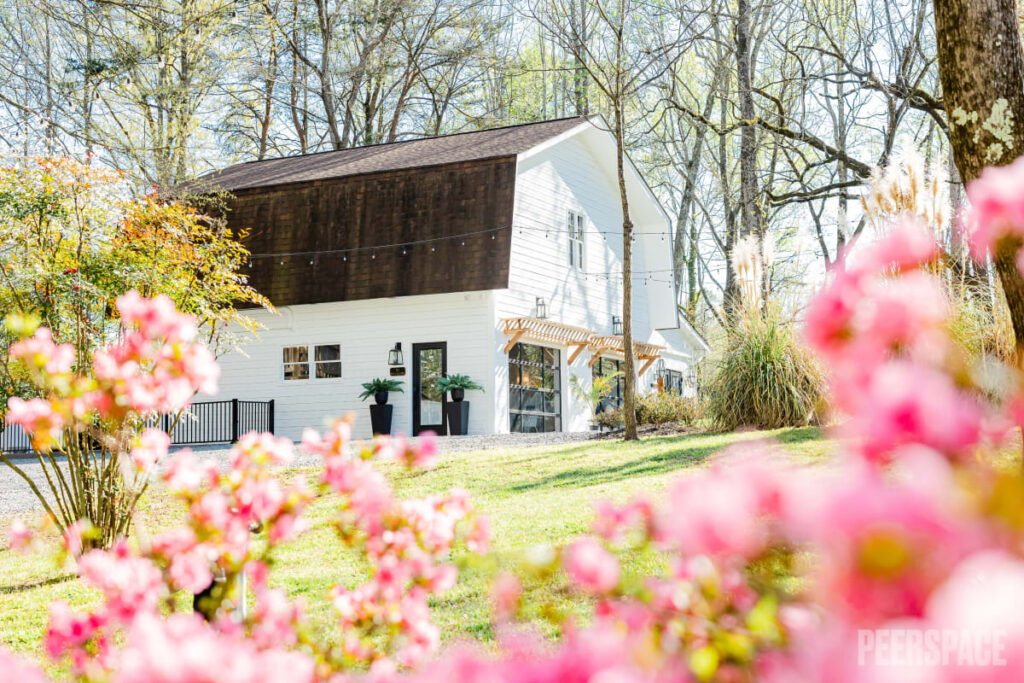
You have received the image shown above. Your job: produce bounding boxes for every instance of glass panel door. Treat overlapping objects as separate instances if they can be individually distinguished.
[412,342,447,435]
[508,342,562,433]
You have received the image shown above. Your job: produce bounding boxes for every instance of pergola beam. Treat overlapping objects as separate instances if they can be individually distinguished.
[638,357,658,377]
[567,342,588,364]
[503,329,526,354]
[588,347,613,367]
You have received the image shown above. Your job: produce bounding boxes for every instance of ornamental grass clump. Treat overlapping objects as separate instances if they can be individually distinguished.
[705,305,827,431]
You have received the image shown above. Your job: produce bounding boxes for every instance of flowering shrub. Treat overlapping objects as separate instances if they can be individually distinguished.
[3,292,219,547]
[10,157,1024,679]
[8,400,482,679]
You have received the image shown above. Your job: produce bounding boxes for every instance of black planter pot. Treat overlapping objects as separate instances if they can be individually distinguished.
[374,391,389,405]
[369,403,393,435]
[450,388,465,402]
[446,400,470,436]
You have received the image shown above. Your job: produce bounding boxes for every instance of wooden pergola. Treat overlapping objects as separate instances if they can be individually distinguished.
[501,317,665,372]
[501,317,596,363]
[586,335,665,376]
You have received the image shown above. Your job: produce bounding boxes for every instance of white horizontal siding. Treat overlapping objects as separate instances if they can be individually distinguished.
[491,132,695,432]
[209,291,495,440]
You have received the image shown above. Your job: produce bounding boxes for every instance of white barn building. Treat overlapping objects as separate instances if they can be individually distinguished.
[199,116,709,439]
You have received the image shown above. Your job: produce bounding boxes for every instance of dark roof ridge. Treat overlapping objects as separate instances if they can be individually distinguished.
[225,114,592,170]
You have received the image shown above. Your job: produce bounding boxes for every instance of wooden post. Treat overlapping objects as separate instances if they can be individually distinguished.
[231,398,240,443]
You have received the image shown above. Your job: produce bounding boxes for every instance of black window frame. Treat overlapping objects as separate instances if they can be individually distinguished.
[509,342,562,433]
[665,369,683,394]
[592,357,625,414]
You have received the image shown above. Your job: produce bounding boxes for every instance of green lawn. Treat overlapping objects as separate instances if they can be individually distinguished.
[0,427,831,662]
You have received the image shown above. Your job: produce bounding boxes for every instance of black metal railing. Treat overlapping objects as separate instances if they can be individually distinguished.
[0,422,31,454]
[0,399,274,454]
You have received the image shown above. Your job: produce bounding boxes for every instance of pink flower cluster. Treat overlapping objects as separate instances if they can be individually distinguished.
[5,291,219,452]
[965,155,1024,270]
[804,220,986,462]
[11,407,487,681]
[305,418,488,668]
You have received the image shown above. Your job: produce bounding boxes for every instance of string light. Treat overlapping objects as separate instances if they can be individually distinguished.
[248,224,508,260]
[245,223,681,288]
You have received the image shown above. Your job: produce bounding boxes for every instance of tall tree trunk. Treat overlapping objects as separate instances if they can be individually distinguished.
[933,0,1024,351]
[614,99,638,441]
[672,80,715,307]
[717,62,740,320]
[734,0,765,307]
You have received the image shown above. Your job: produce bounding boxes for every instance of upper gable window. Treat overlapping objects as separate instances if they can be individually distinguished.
[567,209,585,270]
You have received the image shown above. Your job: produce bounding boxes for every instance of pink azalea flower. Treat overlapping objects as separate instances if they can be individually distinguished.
[130,428,170,470]
[114,612,315,683]
[10,327,75,375]
[116,291,198,343]
[924,551,1024,679]
[77,548,165,622]
[966,155,1024,260]
[656,448,798,559]
[466,515,490,555]
[0,646,49,683]
[490,571,522,622]
[842,361,983,464]
[62,519,92,558]
[563,538,620,595]
[168,546,213,593]
[857,217,940,274]
[6,397,64,448]
[44,600,107,669]
[809,469,973,625]
[6,519,32,552]
[163,450,215,494]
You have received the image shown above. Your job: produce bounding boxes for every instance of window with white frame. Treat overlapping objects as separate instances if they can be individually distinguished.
[315,344,342,378]
[282,344,341,381]
[567,209,585,269]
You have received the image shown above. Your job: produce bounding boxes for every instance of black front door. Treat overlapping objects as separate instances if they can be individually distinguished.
[412,342,447,435]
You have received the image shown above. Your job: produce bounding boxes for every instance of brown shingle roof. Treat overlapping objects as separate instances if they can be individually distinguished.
[192,116,592,192]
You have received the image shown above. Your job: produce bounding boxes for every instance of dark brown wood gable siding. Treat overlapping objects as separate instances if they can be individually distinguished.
[227,157,517,308]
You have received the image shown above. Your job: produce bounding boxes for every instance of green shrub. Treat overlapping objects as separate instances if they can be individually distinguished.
[593,407,625,430]
[635,392,703,427]
[705,306,827,431]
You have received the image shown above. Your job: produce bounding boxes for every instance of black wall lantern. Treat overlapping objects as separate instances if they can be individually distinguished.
[612,315,623,336]
[388,342,404,366]
[536,297,547,319]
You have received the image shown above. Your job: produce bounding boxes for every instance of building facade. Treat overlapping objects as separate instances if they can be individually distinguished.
[197,116,709,439]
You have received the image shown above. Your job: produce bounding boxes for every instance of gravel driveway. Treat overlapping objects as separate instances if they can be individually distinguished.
[0,431,596,517]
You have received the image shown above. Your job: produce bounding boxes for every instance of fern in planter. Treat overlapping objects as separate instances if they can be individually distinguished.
[436,374,481,435]
[436,374,483,396]
[359,378,405,401]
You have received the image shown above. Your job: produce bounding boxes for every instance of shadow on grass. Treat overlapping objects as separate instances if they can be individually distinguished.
[0,573,75,594]
[509,440,714,493]
[772,426,823,445]
[508,427,824,493]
